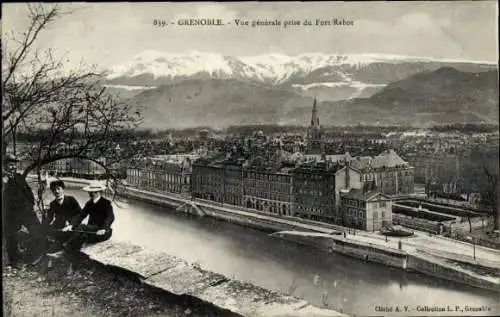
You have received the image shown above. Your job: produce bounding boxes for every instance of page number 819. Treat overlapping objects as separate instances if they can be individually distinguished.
[153,19,167,27]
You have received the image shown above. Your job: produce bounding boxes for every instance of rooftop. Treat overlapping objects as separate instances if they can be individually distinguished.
[342,181,389,201]
[343,188,382,201]
[351,149,409,170]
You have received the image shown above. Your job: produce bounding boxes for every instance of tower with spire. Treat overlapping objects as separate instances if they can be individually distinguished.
[306,97,324,154]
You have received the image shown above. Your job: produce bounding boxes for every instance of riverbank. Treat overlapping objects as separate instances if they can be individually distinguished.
[119,185,500,293]
[27,176,500,294]
[273,231,500,293]
[2,258,240,317]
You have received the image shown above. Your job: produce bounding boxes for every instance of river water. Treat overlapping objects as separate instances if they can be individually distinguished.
[65,189,498,316]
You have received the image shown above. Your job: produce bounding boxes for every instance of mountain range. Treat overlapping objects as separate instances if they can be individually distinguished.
[322,67,499,127]
[101,51,498,129]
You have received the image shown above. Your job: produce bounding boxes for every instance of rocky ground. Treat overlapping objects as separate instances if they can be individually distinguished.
[3,255,241,317]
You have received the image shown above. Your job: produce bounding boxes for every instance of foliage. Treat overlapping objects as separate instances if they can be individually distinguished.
[482,164,499,230]
[2,4,142,215]
[430,123,499,134]
[2,4,141,175]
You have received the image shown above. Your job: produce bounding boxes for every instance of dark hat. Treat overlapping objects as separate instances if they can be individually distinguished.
[4,153,20,163]
[49,179,65,191]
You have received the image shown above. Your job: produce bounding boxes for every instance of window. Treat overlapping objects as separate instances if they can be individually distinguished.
[373,211,378,219]
[380,201,386,208]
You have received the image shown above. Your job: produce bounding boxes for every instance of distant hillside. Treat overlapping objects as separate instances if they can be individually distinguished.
[129,79,314,129]
[283,61,495,102]
[320,67,499,127]
[128,67,499,129]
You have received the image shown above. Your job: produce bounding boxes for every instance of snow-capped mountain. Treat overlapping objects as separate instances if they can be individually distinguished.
[105,50,496,101]
[124,67,498,130]
[106,50,494,83]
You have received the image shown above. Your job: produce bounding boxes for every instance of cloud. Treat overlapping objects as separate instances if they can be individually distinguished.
[2,2,496,68]
[396,12,451,33]
[356,12,451,37]
[398,12,436,29]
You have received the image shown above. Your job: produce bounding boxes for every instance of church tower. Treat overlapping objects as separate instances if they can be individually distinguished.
[306,97,324,154]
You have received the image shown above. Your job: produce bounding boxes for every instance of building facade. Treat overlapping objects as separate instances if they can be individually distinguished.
[191,158,226,202]
[335,165,363,212]
[125,148,415,231]
[126,155,194,194]
[350,149,414,196]
[243,165,294,217]
[340,185,393,231]
[44,157,107,179]
[293,161,341,223]
[223,160,245,206]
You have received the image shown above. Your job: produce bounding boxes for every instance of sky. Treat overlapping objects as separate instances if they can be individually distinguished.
[2,2,499,71]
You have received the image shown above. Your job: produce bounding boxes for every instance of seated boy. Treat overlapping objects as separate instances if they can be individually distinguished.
[43,180,82,254]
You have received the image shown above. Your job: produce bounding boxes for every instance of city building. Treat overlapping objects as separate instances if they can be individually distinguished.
[349,149,414,196]
[223,158,246,206]
[302,152,353,165]
[334,164,364,211]
[243,160,295,217]
[191,150,296,217]
[124,131,414,232]
[340,182,393,231]
[126,154,195,194]
[191,155,226,202]
[293,160,342,223]
[44,157,107,179]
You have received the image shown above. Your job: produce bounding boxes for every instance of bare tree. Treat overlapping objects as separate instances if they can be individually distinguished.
[482,164,499,230]
[2,4,141,215]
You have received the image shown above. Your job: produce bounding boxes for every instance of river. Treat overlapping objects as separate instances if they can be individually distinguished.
[65,189,498,315]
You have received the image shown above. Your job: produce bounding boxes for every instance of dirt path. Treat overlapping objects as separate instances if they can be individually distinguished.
[2,257,240,317]
[3,266,104,317]
[3,268,99,317]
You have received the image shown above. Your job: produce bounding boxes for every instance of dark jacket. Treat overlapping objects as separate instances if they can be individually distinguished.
[3,173,36,229]
[71,197,115,230]
[43,195,82,230]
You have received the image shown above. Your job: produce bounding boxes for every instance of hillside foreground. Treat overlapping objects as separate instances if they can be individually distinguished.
[2,256,239,317]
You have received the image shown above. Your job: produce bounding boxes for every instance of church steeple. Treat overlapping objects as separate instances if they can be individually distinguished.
[311,97,319,127]
[306,97,324,154]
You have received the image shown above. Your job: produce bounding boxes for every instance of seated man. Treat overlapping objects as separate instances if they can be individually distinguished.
[57,181,115,271]
[43,180,82,254]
